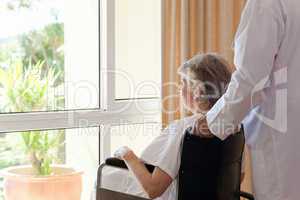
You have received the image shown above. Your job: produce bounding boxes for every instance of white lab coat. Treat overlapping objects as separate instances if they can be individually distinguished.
[206,0,300,200]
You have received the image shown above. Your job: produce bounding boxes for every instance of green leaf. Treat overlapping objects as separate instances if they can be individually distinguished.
[0,68,6,86]
[21,132,31,149]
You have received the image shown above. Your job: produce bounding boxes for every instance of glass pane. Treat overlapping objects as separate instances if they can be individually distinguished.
[0,127,99,200]
[0,0,99,113]
[110,123,161,157]
[114,0,161,100]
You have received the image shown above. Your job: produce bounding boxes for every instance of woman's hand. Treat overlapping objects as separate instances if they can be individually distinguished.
[114,146,172,198]
[114,146,138,162]
[114,146,131,159]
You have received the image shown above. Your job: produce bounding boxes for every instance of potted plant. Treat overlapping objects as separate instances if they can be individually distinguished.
[0,61,83,200]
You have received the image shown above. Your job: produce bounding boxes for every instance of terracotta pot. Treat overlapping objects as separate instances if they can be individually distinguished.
[1,165,83,200]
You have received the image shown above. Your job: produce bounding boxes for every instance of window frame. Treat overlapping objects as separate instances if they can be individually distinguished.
[0,0,163,159]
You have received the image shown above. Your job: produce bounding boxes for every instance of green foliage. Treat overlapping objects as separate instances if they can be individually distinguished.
[0,23,64,87]
[0,135,25,169]
[0,60,64,176]
[0,60,61,112]
[21,23,64,86]
[21,130,64,175]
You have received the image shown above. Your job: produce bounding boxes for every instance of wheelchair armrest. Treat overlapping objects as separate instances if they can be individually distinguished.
[240,191,255,200]
[105,157,156,173]
[105,157,128,169]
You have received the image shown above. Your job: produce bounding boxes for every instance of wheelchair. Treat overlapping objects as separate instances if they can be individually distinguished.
[96,125,255,200]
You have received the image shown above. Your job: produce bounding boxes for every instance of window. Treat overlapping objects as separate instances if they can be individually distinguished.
[114,0,161,100]
[0,0,162,199]
[0,0,99,113]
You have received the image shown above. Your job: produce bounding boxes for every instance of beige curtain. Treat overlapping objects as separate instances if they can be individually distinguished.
[161,0,252,196]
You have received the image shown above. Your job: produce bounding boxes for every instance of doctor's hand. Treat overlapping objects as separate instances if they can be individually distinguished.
[192,116,214,138]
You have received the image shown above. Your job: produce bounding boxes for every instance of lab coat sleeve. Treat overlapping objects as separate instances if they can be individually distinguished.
[206,0,285,140]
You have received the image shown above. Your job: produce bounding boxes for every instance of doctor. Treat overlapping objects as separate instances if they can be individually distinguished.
[196,0,300,200]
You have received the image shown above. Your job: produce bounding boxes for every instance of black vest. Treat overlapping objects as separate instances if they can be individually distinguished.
[178,126,245,200]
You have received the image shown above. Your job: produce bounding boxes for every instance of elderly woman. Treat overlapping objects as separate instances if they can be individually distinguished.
[110,53,241,200]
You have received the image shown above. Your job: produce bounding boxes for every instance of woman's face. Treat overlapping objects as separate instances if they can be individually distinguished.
[180,77,210,114]
[180,78,195,112]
